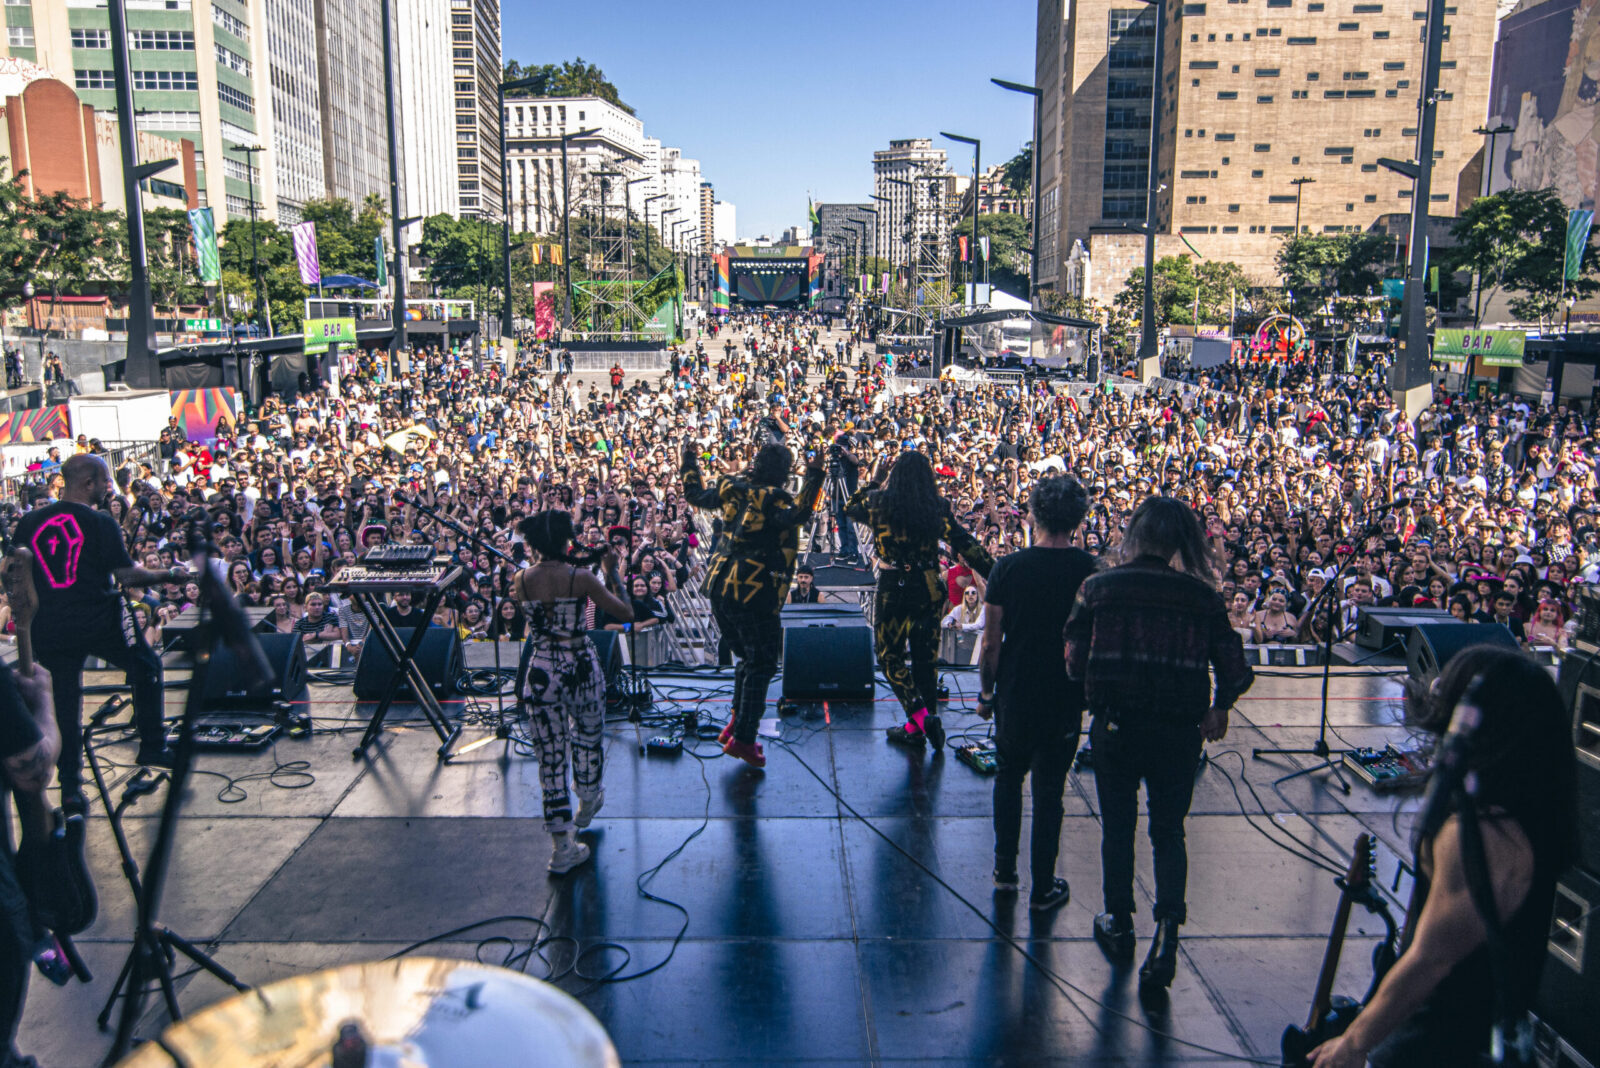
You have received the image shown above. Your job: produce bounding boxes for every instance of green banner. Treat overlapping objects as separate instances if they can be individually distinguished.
[187,207,220,285]
[1432,328,1525,368]
[374,235,388,288]
[1567,209,1594,282]
[303,316,357,354]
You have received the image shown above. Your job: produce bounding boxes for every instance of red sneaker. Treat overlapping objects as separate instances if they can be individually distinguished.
[723,737,767,768]
[718,719,736,746]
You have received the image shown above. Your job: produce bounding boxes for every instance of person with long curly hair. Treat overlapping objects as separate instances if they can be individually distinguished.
[846,450,992,752]
[682,441,824,768]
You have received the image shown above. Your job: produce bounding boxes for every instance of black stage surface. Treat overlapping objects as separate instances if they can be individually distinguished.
[25,645,1423,1066]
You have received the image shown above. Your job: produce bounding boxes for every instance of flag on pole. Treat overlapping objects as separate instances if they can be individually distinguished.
[881,272,889,294]
[979,236,990,262]
[530,243,543,265]
[291,221,320,286]
[1428,265,1439,292]
[550,245,564,266]
[374,235,387,287]
[1566,208,1594,282]
[808,198,820,237]
[187,207,220,284]
[860,273,869,294]
[958,235,969,262]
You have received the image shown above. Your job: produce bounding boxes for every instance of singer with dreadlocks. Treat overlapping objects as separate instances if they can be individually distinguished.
[511,510,633,875]
[682,441,824,768]
[846,450,992,752]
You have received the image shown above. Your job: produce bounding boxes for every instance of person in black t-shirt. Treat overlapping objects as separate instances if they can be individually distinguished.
[383,590,431,630]
[0,660,56,1068]
[788,566,821,604]
[12,455,186,803]
[978,474,1096,912]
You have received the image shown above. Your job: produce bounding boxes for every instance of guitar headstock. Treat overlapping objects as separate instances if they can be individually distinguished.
[1340,832,1375,894]
[0,547,37,631]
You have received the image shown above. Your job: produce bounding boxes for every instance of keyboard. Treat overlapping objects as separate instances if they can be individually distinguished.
[329,565,462,594]
[360,544,438,569]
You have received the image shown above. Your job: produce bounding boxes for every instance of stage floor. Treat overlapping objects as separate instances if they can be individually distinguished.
[27,648,1423,1066]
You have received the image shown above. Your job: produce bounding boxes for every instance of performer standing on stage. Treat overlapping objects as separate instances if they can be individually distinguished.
[846,450,992,752]
[13,455,187,806]
[1308,646,1574,1067]
[682,441,823,768]
[977,474,1095,911]
[512,511,632,874]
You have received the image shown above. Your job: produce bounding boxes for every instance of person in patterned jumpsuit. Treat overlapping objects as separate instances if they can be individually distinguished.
[682,442,824,768]
[846,450,993,753]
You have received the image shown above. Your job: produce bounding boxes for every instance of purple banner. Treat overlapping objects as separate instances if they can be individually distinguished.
[292,221,320,286]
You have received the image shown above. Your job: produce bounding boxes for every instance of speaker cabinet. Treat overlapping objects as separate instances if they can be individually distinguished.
[1356,606,1453,651]
[1403,621,1518,684]
[353,627,462,699]
[1533,867,1600,1065]
[1557,650,1600,876]
[202,632,308,710]
[782,622,873,701]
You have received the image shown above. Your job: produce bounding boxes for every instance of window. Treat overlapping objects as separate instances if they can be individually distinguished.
[1338,21,1359,30]
[455,80,473,93]
[1347,89,1375,98]
[459,164,478,176]
[1292,89,1309,99]
[1181,226,1209,234]
[1308,2,1324,8]
[1402,126,1417,136]
[1361,163,1377,171]
[1325,145,1353,155]
[136,110,201,131]
[1183,2,1206,12]
[1223,225,1239,233]
[1255,67,1280,77]
[1385,89,1398,98]
[452,11,470,23]
[1271,225,1295,233]
[1352,2,1382,8]
[1287,36,1317,44]
[1343,70,1369,80]
[7,26,32,47]
[212,3,249,42]
[222,156,258,184]
[1268,194,1298,203]
[1396,79,1410,88]
[1251,169,1264,177]
[1365,194,1377,201]
[452,31,471,43]
[1439,60,1456,69]
[1258,94,1274,102]
[1217,90,1239,99]
[1254,142,1271,152]
[225,194,259,218]
[1181,169,1213,178]
[217,81,253,112]
[72,28,111,48]
[1228,204,1240,212]
[1185,195,1204,203]
[76,69,115,90]
[1398,189,1413,198]
[1383,61,1405,70]
[1108,76,1152,98]
[1372,30,1389,38]
[1189,60,1219,69]
[1267,0,1291,6]
[1324,89,1346,98]
[1214,132,1236,141]
[131,29,194,49]
[453,47,471,59]
[134,70,199,91]
[215,42,250,76]
[1306,72,1320,81]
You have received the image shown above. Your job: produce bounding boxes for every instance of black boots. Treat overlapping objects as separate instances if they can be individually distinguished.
[1139,916,1181,994]
[1093,912,1135,962]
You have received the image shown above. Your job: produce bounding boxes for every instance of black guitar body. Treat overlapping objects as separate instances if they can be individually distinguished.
[17,809,97,935]
[1280,996,1360,1067]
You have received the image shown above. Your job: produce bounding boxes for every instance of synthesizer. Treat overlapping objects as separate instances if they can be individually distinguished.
[329,564,462,594]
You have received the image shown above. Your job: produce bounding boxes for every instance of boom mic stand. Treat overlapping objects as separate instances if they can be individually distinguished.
[107,524,266,1062]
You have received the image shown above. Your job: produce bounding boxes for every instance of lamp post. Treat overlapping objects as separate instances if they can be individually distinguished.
[559,126,601,331]
[870,193,893,300]
[644,194,667,277]
[858,207,878,318]
[625,176,652,283]
[1135,0,1167,382]
[380,0,408,340]
[1473,123,1514,198]
[1291,176,1315,236]
[887,176,917,301]
[992,78,1042,307]
[232,143,267,332]
[498,76,541,340]
[941,132,981,305]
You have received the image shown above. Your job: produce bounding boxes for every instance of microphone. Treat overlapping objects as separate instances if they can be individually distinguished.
[391,489,416,507]
[1366,496,1413,511]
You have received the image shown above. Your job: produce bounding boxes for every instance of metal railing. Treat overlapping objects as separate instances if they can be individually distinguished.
[0,440,163,504]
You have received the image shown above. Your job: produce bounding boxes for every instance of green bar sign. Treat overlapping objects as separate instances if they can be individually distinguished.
[303,317,357,354]
[1432,328,1525,368]
[184,318,223,332]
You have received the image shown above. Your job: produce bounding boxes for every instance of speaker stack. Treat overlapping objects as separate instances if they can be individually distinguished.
[201,632,309,710]
[353,627,463,700]
[1403,622,1519,685]
[780,604,873,701]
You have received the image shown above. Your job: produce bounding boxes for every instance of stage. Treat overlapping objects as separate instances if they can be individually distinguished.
[26,647,1423,1066]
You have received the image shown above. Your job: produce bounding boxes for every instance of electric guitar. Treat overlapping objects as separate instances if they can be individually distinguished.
[1281,834,1378,1066]
[0,546,37,674]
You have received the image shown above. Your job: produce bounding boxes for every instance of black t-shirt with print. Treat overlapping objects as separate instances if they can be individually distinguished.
[12,500,135,637]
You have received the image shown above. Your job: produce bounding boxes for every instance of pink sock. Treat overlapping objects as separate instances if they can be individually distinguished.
[908,707,929,733]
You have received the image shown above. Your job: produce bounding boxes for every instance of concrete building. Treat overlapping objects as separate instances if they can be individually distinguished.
[1037,0,1496,305]
[503,94,645,235]
[713,200,736,247]
[1036,0,1066,289]
[452,0,502,218]
[956,162,1028,219]
[4,0,279,223]
[661,147,703,251]
[872,138,953,269]
[1488,0,1588,205]
[264,0,322,222]
[699,180,715,249]
[396,0,458,220]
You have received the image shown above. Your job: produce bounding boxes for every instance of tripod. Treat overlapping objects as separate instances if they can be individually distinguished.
[806,460,857,562]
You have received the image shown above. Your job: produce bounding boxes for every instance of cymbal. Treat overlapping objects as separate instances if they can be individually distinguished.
[117,957,619,1068]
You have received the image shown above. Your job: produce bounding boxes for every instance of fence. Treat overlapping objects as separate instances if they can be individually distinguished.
[0,440,162,504]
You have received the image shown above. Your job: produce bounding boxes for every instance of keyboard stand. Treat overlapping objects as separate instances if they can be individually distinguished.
[349,585,460,763]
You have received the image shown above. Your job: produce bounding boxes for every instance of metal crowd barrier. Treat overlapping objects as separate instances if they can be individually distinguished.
[0,440,163,503]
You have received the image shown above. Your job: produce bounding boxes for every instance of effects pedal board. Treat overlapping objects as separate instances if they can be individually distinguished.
[1342,745,1433,792]
[167,718,281,752]
[646,731,684,755]
[955,741,999,775]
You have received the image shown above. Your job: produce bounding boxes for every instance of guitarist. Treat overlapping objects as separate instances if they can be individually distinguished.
[12,455,186,808]
[1308,646,1575,1067]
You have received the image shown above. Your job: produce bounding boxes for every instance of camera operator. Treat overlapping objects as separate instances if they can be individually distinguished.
[828,429,864,564]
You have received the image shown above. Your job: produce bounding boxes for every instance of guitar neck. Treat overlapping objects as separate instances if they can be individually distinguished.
[1305,892,1357,1030]
[14,628,31,676]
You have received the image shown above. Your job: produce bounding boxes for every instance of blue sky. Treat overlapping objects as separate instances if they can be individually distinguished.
[502,0,1038,241]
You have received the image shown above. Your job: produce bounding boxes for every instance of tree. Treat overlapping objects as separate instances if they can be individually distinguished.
[219,217,300,332]
[503,58,633,115]
[143,206,206,316]
[1113,254,1255,328]
[419,212,501,297]
[1443,187,1600,328]
[1276,232,1395,314]
[297,194,388,279]
[1001,142,1032,200]
[948,212,1032,299]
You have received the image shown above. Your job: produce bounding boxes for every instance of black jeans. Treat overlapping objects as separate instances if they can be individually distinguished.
[38,614,165,801]
[710,597,781,745]
[1091,716,1202,925]
[993,730,1078,887]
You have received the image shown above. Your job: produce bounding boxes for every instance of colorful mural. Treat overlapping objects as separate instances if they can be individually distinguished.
[0,405,69,445]
[169,388,240,443]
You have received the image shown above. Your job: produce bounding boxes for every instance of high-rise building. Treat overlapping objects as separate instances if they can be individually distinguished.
[5,0,279,224]
[713,200,736,248]
[264,0,322,223]
[699,181,714,248]
[661,146,703,251]
[452,0,502,218]
[1036,0,1066,289]
[503,94,645,235]
[312,0,395,210]
[397,0,458,219]
[872,138,952,268]
[1037,0,1496,304]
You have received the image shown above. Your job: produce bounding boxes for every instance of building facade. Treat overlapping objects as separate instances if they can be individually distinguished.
[871,138,953,270]
[1039,0,1496,300]
[699,180,714,249]
[661,146,703,251]
[264,0,322,222]
[4,0,279,223]
[713,199,736,248]
[396,0,458,220]
[452,0,502,217]
[503,94,645,235]
[957,163,1028,218]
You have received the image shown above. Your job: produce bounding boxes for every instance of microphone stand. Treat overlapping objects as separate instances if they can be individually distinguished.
[402,493,515,738]
[1251,507,1396,794]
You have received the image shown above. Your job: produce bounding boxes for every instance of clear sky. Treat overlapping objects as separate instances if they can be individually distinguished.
[502,0,1038,241]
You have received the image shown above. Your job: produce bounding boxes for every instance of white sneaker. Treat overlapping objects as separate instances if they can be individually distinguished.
[575,789,604,829]
[548,837,591,875]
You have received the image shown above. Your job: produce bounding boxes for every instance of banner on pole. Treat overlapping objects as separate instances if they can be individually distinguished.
[303,316,356,354]
[374,236,387,287]
[979,236,990,262]
[292,221,320,286]
[1432,328,1526,368]
[1566,209,1594,282]
[187,208,220,284]
[530,243,543,265]
[958,235,969,262]
[532,281,556,341]
[550,245,564,266]
[881,272,889,294]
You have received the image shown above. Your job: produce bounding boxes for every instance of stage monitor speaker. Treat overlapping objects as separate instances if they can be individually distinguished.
[1356,606,1453,651]
[811,563,874,588]
[585,629,624,696]
[1404,622,1518,685]
[353,627,462,700]
[202,632,308,710]
[782,622,873,701]
[1557,650,1600,876]
[1532,866,1600,1065]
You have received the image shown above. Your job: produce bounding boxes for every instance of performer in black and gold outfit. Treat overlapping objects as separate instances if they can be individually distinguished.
[683,442,824,768]
[846,450,992,752]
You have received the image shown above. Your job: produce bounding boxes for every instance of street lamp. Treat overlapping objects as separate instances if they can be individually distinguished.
[1134,0,1167,381]
[992,78,1042,307]
[625,176,652,284]
[870,193,893,298]
[498,74,541,339]
[887,176,918,294]
[231,143,268,332]
[1291,176,1315,236]
[941,132,981,304]
[858,207,878,308]
[559,126,601,331]
[1474,123,1515,197]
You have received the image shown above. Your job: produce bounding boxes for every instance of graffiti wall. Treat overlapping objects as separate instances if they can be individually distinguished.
[1492,0,1600,208]
[169,388,240,443]
[0,405,69,445]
